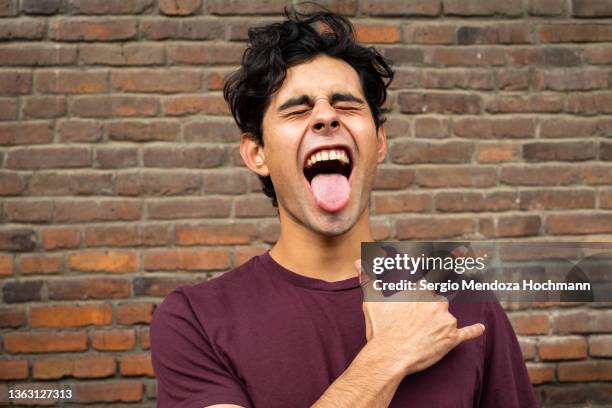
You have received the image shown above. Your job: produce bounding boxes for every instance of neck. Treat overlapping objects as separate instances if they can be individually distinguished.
[270,207,373,282]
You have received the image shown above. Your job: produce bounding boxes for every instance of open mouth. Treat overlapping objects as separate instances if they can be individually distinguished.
[303,147,353,212]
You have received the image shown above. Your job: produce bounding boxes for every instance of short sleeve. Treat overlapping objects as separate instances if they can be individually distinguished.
[150,290,253,408]
[477,302,538,408]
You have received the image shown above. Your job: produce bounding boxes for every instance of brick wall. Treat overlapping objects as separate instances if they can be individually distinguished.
[1,0,611,406]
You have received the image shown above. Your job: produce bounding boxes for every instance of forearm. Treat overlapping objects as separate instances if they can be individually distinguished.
[311,340,407,408]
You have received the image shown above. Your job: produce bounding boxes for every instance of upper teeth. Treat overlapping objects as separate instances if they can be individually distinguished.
[305,148,350,168]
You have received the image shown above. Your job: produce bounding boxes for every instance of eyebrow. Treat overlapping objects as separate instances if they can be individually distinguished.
[277,92,365,112]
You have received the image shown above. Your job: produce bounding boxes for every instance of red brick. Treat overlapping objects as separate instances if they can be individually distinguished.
[0,71,31,95]
[120,353,154,377]
[69,250,139,273]
[540,23,612,43]
[133,276,200,297]
[4,331,88,353]
[501,165,581,186]
[415,166,497,188]
[23,96,67,118]
[234,246,268,266]
[109,120,179,142]
[184,118,239,143]
[475,143,520,163]
[361,0,440,16]
[0,360,28,380]
[568,92,612,115]
[0,229,36,252]
[0,123,53,146]
[95,146,139,168]
[235,196,277,218]
[92,329,136,351]
[58,120,104,143]
[72,380,143,403]
[527,363,555,385]
[457,23,531,45]
[519,190,595,210]
[601,190,612,209]
[529,0,567,15]
[50,19,137,41]
[0,19,46,40]
[5,200,53,222]
[0,45,77,66]
[398,92,482,114]
[589,335,612,357]
[414,117,450,138]
[403,24,455,45]
[143,145,226,168]
[48,278,130,300]
[454,117,535,139]
[175,223,257,245]
[0,307,26,327]
[202,170,248,194]
[3,280,42,303]
[509,312,550,335]
[19,254,63,274]
[539,336,588,360]
[143,248,230,271]
[71,95,159,118]
[584,46,612,65]
[33,355,116,379]
[395,217,474,239]
[373,192,431,214]
[35,70,108,94]
[373,167,414,190]
[6,146,90,169]
[29,172,114,196]
[207,0,284,15]
[0,98,17,120]
[546,214,612,235]
[523,142,596,162]
[0,255,14,276]
[436,191,517,212]
[442,0,522,16]
[0,171,25,195]
[355,23,400,43]
[117,171,200,196]
[573,0,612,16]
[425,48,505,67]
[69,0,153,14]
[168,43,244,65]
[159,0,201,15]
[111,70,200,93]
[486,94,565,113]
[163,94,229,116]
[0,0,17,16]
[558,361,612,382]
[55,200,142,222]
[146,197,231,219]
[583,165,612,185]
[483,215,541,238]
[80,44,166,66]
[117,302,155,325]
[42,227,81,250]
[553,310,612,333]
[140,328,150,350]
[518,337,537,360]
[390,140,472,164]
[22,0,61,14]
[30,304,112,328]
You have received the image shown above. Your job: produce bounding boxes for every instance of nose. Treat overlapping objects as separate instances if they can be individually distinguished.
[311,101,340,135]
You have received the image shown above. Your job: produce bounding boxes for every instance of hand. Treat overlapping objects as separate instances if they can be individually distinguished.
[356,260,485,376]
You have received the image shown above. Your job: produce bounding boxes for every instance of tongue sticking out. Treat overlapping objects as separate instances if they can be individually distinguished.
[310,173,351,212]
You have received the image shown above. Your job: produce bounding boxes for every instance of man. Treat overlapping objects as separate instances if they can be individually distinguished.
[150,8,537,408]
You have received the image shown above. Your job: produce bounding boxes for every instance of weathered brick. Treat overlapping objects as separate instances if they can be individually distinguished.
[0,98,17,120]
[510,312,550,335]
[373,167,414,190]
[57,120,104,143]
[568,93,612,115]
[0,307,26,328]
[395,217,474,239]
[69,0,154,14]
[573,0,612,16]
[558,361,612,382]
[184,118,240,142]
[0,71,31,95]
[523,142,596,162]
[71,95,159,118]
[415,166,497,188]
[419,69,494,90]
[80,44,166,66]
[163,94,228,116]
[0,123,53,145]
[3,280,43,303]
[117,171,200,196]
[92,329,136,351]
[168,43,244,65]
[527,363,556,385]
[72,380,143,403]
[120,353,154,377]
[235,196,277,218]
[539,336,588,360]
[454,117,535,138]
[36,70,108,94]
[391,140,472,164]
[146,197,231,219]
[442,0,522,16]
[19,254,63,274]
[29,172,114,196]
[0,19,46,40]
[134,276,200,297]
[95,146,139,169]
[41,227,81,250]
[143,145,226,168]
[553,310,612,333]
[361,0,440,16]
[23,96,67,118]
[33,355,116,379]
[4,331,88,353]
[6,146,90,169]
[0,0,18,16]
[589,335,612,357]
[436,191,517,212]
[475,142,520,163]
[21,0,61,14]
[546,214,612,235]
[519,190,595,210]
[50,19,137,41]
[5,200,53,222]
[143,248,230,271]
[159,0,201,15]
[85,225,169,247]
[0,45,77,66]
[55,200,142,222]
[207,0,284,15]
[0,228,37,252]
[117,302,155,325]
[540,23,612,43]
[69,250,139,273]
[501,165,581,186]
[398,92,482,114]
[529,0,567,15]
[30,304,113,328]
[176,223,257,245]
[112,70,200,93]
[0,360,28,380]
[355,23,400,43]
[373,192,431,214]
[202,170,248,194]
[48,278,130,300]
[403,24,455,45]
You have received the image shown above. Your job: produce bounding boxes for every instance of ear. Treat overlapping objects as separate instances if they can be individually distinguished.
[240,133,269,177]
[376,123,387,163]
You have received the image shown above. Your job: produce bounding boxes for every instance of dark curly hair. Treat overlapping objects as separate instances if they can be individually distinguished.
[223,5,394,207]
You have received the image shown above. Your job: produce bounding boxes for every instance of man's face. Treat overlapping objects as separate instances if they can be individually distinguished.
[258,54,387,236]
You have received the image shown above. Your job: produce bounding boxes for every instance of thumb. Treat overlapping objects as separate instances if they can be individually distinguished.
[456,323,485,345]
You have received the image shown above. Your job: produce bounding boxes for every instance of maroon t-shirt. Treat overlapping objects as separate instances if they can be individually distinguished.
[150,251,537,408]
